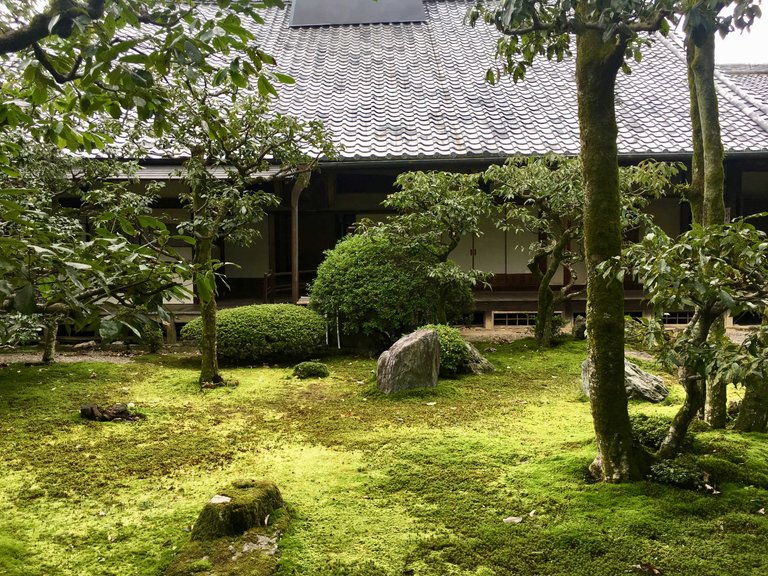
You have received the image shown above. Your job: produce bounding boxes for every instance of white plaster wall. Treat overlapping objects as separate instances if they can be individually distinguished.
[450,234,473,269]
[224,220,270,278]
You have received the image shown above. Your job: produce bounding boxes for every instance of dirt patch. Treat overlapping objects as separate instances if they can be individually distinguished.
[0,349,135,365]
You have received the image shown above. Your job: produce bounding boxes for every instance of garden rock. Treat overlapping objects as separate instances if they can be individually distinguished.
[377,329,439,394]
[581,359,669,403]
[73,340,97,350]
[466,342,495,374]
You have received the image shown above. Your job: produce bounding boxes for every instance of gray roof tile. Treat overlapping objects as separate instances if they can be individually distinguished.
[141,1,768,161]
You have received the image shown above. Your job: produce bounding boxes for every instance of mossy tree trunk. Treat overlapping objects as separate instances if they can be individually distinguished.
[689,34,728,429]
[577,30,645,482]
[41,316,58,364]
[194,235,221,385]
[657,310,716,459]
[734,373,768,433]
[686,45,705,226]
[529,235,569,348]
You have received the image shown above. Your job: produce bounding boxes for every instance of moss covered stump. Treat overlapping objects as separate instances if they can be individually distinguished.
[191,480,283,541]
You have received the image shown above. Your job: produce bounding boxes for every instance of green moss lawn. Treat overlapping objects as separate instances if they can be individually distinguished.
[1,339,767,575]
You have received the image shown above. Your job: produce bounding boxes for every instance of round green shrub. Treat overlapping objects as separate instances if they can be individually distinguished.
[180,304,326,364]
[418,324,471,378]
[293,361,329,379]
[310,231,472,348]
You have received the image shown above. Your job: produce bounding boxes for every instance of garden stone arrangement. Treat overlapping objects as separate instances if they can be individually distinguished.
[377,329,440,394]
[581,359,669,403]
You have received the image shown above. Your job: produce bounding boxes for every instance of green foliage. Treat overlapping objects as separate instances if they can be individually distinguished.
[0,312,42,346]
[467,1,675,82]
[630,414,675,451]
[418,324,472,378]
[293,361,330,379]
[649,455,709,490]
[310,231,472,347]
[615,219,768,379]
[0,139,189,354]
[180,304,326,364]
[0,1,288,156]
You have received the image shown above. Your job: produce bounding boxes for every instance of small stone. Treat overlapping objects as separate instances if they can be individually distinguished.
[503,516,523,524]
[209,494,232,504]
[73,340,97,350]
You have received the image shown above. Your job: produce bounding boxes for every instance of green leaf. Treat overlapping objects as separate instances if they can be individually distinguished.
[273,72,295,85]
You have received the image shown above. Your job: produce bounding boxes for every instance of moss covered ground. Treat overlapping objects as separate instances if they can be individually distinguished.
[0,339,766,575]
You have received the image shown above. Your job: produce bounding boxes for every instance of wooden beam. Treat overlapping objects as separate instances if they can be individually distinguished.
[290,173,311,303]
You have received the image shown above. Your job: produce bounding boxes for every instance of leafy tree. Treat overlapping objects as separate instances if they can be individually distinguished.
[379,171,493,323]
[485,155,681,347]
[158,84,335,385]
[614,219,768,454]
[0,0,288,154]
[469,0,675,481]
[0,137,188,362]
[310,229,473,348]
[677,0,762,428]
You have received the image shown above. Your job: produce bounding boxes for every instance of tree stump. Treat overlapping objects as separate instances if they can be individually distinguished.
[191,480,284,541]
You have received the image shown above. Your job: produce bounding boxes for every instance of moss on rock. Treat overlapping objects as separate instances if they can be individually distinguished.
[191,480,284,541]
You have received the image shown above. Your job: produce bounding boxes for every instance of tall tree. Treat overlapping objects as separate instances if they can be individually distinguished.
[485,156,681,347]
[469,0,674,481]
[679,0,762,428]
[160,84,335,385]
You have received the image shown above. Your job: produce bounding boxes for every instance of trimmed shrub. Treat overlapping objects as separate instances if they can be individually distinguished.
[418,324,471,378]
[180,304,325,364]
[293,361,329,379]
[310,231,473,348]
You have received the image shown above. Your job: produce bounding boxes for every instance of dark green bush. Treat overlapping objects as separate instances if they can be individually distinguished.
[649,455,708,490]
[630,413,674,451]
[293,361,329,379]
[418,324,471,378]
[180,304,326,364]
[310,231,472,348]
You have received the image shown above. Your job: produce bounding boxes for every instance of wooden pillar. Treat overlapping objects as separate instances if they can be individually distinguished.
[290,173,311,303]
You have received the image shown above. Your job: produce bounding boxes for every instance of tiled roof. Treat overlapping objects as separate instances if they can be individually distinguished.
[716,64,768,130]
[243,1,768,161]
[153,1,768,162]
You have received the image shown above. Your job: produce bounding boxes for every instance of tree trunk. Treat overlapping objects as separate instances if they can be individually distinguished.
[688,33,728,429]
[535,281,555,348]
[195,236,221,385]
[734,373,768,433]
[576,30,645,482]
[41,317,58,364]
[657,312,714,459]
[686,44,704,225]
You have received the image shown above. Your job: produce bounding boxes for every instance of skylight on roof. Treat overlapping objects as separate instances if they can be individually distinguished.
[289,0,426,27]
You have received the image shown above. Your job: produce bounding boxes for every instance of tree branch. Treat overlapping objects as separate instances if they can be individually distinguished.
[0,0,106,55]
[32,42,82,84]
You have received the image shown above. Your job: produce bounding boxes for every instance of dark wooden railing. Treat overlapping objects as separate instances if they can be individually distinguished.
[262,269,316,303]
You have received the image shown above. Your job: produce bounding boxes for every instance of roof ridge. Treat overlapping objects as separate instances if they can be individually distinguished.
[657,33,768,139]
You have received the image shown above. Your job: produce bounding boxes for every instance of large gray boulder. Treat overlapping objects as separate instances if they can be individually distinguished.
[377,329,440,394]
[581,359,669,403]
